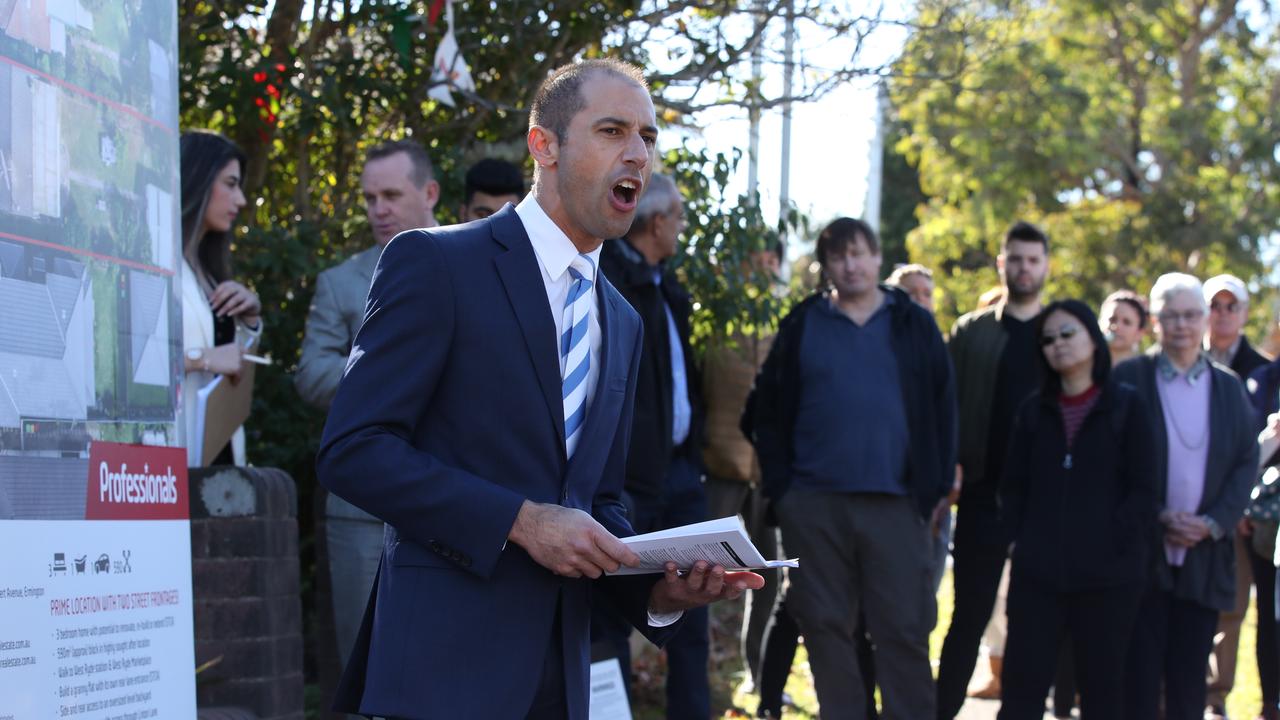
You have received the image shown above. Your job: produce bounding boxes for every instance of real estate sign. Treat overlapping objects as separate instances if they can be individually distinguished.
[0,1,194,716]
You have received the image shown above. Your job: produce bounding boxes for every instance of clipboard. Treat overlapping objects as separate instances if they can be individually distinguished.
[190,338,258,467]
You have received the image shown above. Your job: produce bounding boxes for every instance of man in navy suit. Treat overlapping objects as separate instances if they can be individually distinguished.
[317,59,763,719]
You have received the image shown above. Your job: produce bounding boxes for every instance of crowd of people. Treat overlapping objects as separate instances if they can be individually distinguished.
[175,57,1280,720]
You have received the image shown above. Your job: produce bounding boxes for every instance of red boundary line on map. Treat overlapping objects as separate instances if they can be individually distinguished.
[0,230,175,276]
[0,54,176,133]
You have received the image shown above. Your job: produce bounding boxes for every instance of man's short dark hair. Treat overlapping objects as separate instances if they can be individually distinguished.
[465,158,525,204]
[530,59,648,143]
[815,217,880,267]
[1003,220,1049,252]
[366,140,436,188]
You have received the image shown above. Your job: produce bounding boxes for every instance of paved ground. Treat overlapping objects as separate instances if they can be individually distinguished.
[955,697,1078,720]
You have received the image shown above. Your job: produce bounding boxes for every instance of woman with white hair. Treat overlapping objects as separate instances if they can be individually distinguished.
[1114,273,1258,720]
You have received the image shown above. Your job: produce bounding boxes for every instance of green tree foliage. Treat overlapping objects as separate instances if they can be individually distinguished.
[877,113,926,269]
[666,147,801,351]
[175,0,909,486]
[175,2,856,633]
[892,0,1280,331]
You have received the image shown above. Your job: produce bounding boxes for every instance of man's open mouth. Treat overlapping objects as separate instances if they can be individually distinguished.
[610,179,640,211]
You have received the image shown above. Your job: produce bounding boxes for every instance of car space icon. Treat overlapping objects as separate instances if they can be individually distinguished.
[94,554,110,574]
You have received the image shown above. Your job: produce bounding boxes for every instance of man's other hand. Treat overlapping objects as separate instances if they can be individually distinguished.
[647,561,766,614]
[508,501,640,579]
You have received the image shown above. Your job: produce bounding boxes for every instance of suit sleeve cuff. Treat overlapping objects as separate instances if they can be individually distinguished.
[647,609,683,627]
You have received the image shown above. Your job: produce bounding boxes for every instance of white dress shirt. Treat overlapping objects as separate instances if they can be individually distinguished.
[516,195,602,417]
[514,195,680,628]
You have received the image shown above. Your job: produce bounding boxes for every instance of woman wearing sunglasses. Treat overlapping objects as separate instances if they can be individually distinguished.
[996,299,1157,720]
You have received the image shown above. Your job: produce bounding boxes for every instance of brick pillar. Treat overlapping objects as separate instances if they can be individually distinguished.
[190,466,304,720]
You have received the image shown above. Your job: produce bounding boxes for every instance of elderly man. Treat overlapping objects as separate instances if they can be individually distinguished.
[593,172,710,718]
[1115,273,1257,720]
[1201,273,1271,720]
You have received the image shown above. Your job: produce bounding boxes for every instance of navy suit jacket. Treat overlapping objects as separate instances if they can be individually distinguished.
[317,206,675,719]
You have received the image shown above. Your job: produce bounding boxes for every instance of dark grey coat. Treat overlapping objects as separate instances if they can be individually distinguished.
[1113,354,1259,611]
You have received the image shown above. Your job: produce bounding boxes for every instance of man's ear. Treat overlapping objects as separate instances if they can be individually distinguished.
[528,125,558,169]
[996,252,1006,273]
[423,180,441,209]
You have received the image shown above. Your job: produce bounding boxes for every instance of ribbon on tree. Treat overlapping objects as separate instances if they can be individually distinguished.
[427,0,475,108]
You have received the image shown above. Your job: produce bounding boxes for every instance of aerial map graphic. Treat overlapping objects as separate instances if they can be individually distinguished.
[0,0,180,519]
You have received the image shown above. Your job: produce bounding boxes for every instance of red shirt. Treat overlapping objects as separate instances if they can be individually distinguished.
[1059,384,1102,448]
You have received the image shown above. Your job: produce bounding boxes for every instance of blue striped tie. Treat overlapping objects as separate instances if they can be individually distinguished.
[561,254,594,457]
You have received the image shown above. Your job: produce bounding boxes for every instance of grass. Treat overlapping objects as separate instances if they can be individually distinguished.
[629,568,1266,719]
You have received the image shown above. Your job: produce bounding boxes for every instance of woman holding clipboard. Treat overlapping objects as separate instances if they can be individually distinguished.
[179,130,262,466]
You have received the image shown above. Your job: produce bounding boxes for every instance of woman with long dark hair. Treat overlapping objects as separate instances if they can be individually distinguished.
[996,299,1157,720]
[179,130,261,466]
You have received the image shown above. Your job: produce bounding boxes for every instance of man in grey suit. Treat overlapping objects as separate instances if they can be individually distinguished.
[295,139,440,673]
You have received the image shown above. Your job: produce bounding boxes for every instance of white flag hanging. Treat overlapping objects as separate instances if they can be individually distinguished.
[427,0,475,107]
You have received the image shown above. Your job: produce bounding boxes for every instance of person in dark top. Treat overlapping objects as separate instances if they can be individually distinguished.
[995,300,1157,720]
[1200,273,1272,720]
[936,221,1049,719]
[751,217,957,719]
[594,173,709,718]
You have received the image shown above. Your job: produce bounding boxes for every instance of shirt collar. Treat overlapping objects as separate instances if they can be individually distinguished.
[1157,351,1210,383]
[515,194,600,283]
[1203,335,1241,367]
[821,287,894,319]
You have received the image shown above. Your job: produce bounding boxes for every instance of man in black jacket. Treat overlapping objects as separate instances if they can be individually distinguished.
[595,173,708,719]
[935,222,1049,718]
[1201,273,1271,719]
[752,218,957,719]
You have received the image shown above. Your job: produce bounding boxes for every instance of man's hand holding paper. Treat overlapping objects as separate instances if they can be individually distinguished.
[647,560,765,614]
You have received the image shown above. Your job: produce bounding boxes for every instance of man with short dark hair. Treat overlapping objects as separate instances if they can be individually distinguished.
[752,217,957,719]
[295,140,441,689]
[936,221,1050,719]
[460,157,525,222]
[317,59,762,719]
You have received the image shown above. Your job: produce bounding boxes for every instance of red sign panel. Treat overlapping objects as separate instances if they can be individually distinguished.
[84,441,189,520]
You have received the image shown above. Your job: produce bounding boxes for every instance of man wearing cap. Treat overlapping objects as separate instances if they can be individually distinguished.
[1202,273,1271,720]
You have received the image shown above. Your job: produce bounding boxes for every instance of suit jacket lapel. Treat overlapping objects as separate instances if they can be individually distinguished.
[490,208,568,453]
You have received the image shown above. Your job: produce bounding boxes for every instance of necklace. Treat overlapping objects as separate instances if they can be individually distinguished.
[1156,379,1209,450]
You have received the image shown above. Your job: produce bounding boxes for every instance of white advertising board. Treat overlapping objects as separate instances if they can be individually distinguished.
[0,0,191,716]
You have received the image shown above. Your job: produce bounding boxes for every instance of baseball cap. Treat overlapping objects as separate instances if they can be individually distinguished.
[1203,274,1248,305]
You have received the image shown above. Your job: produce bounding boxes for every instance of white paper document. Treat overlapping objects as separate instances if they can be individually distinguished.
[587,658,633,720]
[607,515,800,576]
[189,374,223,467]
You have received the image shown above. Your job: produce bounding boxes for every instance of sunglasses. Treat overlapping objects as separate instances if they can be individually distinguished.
[1040,325,1081,347]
